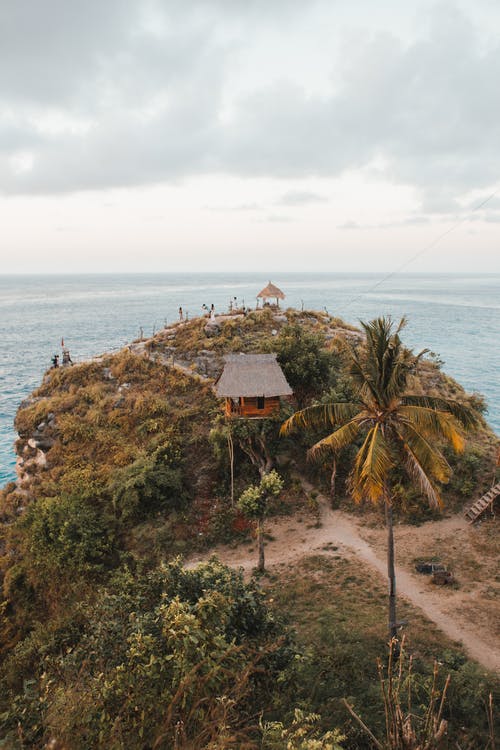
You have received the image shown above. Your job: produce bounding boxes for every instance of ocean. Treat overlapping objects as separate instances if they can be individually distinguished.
[1,272,498,486]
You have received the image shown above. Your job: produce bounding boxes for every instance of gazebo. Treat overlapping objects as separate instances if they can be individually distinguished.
[257,281,286,308]
[214,353,293,418]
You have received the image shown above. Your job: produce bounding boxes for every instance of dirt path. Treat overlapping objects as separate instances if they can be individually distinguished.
[188,486,500,673]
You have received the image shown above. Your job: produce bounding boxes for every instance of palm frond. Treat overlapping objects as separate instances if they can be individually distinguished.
[397,422,451,484]
[308,419,361,460]
[349,352,379,404]
[357,317,414,404]
[400,439,443,509]
[350,425,392,504]
[398,406,465,453]
[280,402,360,437]
[401,395,479,430]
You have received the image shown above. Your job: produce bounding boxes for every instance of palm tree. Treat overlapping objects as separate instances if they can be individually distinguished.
[281,317,477,642]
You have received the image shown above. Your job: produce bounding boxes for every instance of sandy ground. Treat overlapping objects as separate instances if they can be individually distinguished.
[187,484,500,673]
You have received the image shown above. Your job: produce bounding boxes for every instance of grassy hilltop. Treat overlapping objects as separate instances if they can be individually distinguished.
[0,307,498,748]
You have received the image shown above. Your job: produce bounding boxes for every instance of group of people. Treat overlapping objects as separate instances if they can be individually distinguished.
[201,303,216,321]
[51,345,73,369]
[178,303,217,322]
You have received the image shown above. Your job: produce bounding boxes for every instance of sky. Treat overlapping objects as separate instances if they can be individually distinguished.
[1,0,500,274]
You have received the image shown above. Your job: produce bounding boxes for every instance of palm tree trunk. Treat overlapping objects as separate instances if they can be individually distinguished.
[257,517,265,572]
[385,500,398,643]
[330,457,337,501]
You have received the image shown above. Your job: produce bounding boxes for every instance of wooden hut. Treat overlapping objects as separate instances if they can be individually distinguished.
[257,281,285,308]
[215,354,293,418]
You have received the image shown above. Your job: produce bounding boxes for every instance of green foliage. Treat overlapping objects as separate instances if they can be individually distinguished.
[444,444,489,499]
[262,709,345,749]
[439,650,500,743]
[110,435,186,523]
[272,324,336,406]
[238,470,284,520]
[0,559,293,749]
[17,494,114,581]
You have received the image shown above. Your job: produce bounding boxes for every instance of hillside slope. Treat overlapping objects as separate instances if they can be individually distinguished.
[0,307,498,748]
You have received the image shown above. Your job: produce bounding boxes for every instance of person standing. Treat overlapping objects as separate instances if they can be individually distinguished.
[179,306,183,321]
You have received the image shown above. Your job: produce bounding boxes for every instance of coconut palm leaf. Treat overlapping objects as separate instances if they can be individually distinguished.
[356,318,416,405]
[308,419,361,460]
[280,402,360,437]
[398,405,465,452]
[349,351,379,404]
[401,440,443,509]
[396,422,451,484]
[350,425,392,504]
[401,395,479,430]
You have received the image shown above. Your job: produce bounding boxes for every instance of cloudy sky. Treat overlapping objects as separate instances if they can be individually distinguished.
[1,0,500,273]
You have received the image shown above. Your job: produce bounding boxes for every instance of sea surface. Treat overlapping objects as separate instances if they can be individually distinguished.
[1,272,498,486]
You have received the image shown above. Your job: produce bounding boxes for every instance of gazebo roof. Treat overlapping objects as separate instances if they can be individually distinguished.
[214,354,293,398]
[256,281,286,300]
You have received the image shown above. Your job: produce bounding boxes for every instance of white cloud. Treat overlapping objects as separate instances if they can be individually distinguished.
[1,1,500,271]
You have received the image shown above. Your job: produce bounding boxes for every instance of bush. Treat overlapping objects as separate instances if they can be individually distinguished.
[271,324,336,406]
[0,559,294,749]
[444,444,489,501]
[110,437,186,523]
[17,494,114,582]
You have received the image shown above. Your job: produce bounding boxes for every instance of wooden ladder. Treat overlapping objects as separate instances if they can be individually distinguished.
[464,481,500,523]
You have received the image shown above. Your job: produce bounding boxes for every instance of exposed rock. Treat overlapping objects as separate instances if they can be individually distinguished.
[193,356,219,379]
[204,323,221,337]
[33,436,56,452]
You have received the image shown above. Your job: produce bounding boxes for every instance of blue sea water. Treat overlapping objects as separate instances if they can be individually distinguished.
[1,272,498,486]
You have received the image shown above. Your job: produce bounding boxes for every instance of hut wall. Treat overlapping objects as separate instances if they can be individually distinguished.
[225,396,280,418]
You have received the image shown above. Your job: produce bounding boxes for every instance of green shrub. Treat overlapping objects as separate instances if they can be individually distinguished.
[110,437,186,523]
[0,559,293,749]
[271,324,336,406]
[444,444,489,500]
[18,494,114,581]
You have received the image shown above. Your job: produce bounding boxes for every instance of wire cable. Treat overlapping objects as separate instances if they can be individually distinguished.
[343,187,499,309]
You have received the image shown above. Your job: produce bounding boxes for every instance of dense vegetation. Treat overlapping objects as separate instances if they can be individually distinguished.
[0,308,498,748]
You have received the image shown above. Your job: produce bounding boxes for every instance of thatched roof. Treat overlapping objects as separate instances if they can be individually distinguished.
[256,281,286,300]
[214,354,293,398]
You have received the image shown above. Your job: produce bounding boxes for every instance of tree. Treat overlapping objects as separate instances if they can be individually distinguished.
[238,471,284,572]
[281,317,477,642]
[272,324,335,407]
